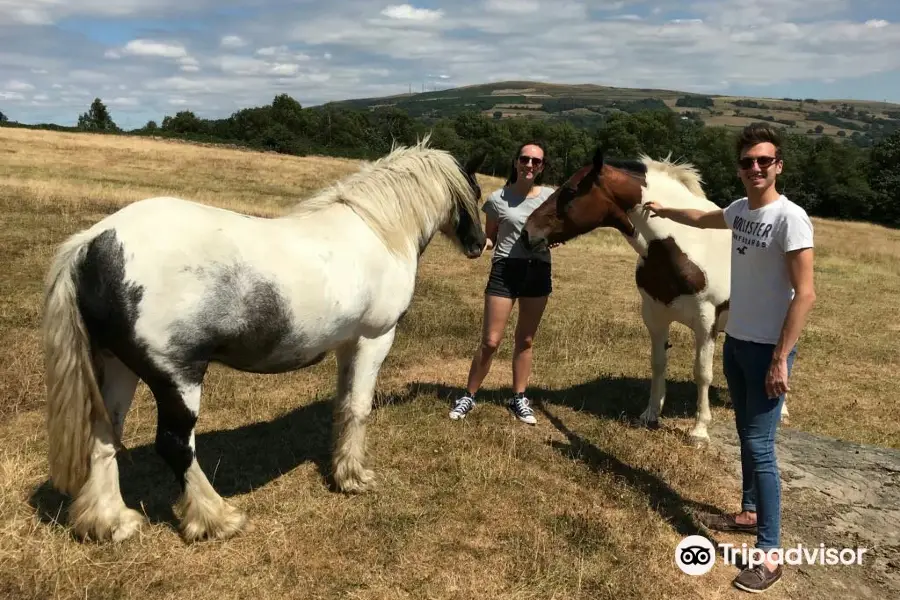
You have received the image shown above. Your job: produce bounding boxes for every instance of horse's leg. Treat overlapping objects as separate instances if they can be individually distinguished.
[150,373,246,542]
[640,300,670,428]
[690,323,715,444]
[332,327,396,493]
[70,352,144,542]
[101,352,139,442]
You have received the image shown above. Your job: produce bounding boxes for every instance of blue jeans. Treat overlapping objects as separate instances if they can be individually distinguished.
[722,334,796,551]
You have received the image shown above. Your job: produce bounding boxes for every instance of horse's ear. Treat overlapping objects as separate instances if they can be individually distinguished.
[593,147,604,171]
[464,151,486,176]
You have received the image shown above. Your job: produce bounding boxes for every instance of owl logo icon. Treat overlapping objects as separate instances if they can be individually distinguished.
[675,535,716,575]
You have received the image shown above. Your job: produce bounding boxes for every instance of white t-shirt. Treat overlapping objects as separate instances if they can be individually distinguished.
[722,194,814,345]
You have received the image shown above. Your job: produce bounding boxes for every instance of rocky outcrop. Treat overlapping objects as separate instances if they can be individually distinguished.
[708,421,900,599]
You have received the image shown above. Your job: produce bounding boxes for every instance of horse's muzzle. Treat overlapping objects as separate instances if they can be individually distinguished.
[523,230,548,254]
[464,241,484,259]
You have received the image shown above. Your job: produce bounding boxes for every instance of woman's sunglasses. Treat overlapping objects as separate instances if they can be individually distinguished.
[738,156,778,170]
[518,155,543,166]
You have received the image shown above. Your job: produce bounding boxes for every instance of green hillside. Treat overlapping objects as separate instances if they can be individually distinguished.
[326,80,900,147]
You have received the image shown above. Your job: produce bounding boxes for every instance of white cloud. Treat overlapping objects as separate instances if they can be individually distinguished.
[255,46,312,62]
[121,39,188,59]
[866,19,889,28]
[270,63,300,76]
[220,35,247,48]
[484,0,540,13]
[1,6,53,25]
[380,4,444,22]
[256,46,285,56]
[108,96,140,106]
[178,56,200,72]
[6,80,35,91]
[68,70,110,83]
[214,55,269,76]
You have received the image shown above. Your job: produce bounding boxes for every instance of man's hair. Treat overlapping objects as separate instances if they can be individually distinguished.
[735,123,783,161]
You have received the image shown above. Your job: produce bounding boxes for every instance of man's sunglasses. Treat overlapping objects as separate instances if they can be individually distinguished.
[518,155,544,166]
[738,156,778,170]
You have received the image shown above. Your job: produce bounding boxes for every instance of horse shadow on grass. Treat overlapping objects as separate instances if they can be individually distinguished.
[408,375,734,542]
[29,395,337,534]
[410,372,729,426]
[28,375,735,548]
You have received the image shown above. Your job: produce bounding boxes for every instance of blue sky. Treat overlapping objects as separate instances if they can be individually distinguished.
[1,0,899,129]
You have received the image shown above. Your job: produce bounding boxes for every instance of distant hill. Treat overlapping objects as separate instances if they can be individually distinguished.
[324,80,900,146]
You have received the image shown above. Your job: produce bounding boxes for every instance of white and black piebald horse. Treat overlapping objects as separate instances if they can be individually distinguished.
[42,137,486,543]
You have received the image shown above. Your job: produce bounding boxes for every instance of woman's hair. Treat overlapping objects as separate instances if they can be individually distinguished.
[505,141,547,186]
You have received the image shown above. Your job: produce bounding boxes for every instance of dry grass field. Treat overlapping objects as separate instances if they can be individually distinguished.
[0,127,897,600]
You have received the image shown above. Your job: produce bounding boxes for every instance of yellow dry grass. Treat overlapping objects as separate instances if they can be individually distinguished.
[0,127,896,600]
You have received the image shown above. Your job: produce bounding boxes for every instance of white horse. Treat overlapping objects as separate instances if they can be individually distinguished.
[522,148,787,444]
[42,137,486,543]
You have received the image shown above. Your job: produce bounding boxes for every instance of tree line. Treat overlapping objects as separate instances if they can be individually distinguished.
[3,95,898,227]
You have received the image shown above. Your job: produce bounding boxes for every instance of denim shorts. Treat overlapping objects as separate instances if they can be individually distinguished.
[485,257,552,299]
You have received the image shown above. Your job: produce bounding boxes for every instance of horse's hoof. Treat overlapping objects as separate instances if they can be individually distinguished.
[634,417,660,430]
[71,503,146,543]
[336,469,376,494]
[333,456,376,493]
[110,508,145,542]
[179,501,247,543]
[687,435,710,449]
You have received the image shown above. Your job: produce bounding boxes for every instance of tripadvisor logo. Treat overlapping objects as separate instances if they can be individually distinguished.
[675,535,868,575]
[675,535,716,575]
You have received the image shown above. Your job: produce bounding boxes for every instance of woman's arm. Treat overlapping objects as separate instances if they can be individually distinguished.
[484,216,498,251]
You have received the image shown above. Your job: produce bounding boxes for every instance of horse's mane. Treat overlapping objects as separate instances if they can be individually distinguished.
[288,134,479,256]
[639,153,706,198]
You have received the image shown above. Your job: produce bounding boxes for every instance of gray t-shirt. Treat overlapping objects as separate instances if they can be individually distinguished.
[722,194,814,345]
[482,185,554,263]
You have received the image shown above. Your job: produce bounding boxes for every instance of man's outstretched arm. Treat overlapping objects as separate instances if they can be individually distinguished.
[642,202,729,229]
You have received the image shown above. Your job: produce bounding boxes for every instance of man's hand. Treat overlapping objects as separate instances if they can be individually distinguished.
[642,201,666,218]
[483,238,493,252]
[765,358,790,399]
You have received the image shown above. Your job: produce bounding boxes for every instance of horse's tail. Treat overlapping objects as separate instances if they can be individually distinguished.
[42,229,113,497]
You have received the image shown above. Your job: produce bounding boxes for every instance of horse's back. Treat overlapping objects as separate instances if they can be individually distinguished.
[65,195,412,376]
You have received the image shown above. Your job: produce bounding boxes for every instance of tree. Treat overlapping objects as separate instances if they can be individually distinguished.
[271,93,306,134]
[0,110,7,123]
[77,98,118,132]
[161,111,204,134]
[868,130,900,226]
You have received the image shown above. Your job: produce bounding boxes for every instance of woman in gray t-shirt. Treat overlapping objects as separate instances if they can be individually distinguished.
[448,141,555,425]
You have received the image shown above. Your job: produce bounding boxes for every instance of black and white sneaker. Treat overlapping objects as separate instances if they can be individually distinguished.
[508,393,537,425]
[449,395,475,420]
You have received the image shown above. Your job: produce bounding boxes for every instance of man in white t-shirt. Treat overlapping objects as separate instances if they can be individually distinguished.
[642,123,816,594]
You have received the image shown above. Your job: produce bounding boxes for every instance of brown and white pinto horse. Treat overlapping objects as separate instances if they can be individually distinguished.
[522,148,787,444]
